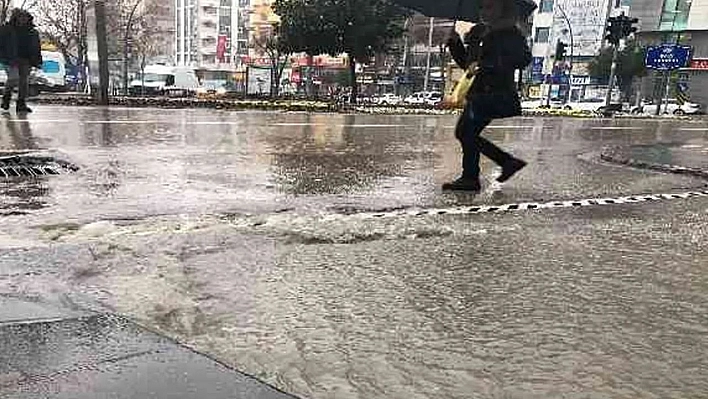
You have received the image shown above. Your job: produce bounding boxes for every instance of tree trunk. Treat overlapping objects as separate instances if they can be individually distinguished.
[0,3,8,24]
[78,1,88,92]
[348,53,357,104]
[306,54,313,98]
[270,62,277,97]
[273,55,289,98]
[439,44,446,91]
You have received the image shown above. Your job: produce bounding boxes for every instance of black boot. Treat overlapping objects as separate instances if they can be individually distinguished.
[16,101,32,114]
[497,158,527,183]
[442,176,482,192]
[1,94,10,111]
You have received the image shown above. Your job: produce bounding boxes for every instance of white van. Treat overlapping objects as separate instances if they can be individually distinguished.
[37,51,67,91]
[129,65,200,96]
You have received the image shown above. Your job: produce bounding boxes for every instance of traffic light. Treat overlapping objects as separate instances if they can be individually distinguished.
[606,13,639,46]
[554,40,568,61]
[605,16,622,45]
[622,16,639,38]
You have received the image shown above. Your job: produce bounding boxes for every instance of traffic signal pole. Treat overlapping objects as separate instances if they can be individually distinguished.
[604,45,619,111]
[603,13,638,115]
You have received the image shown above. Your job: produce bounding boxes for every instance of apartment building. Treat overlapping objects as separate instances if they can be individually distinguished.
[248,0,280,61]
[527,0,630,99]
[175,0,251,69]
[144,0,176,64]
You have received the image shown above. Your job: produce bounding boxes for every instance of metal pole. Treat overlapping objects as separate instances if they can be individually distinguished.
[659,7,681,115]
[557,5,573,96]
[179,0,185,65]
[604,44,619,110]
[95,0,110,105]
[401,17,410,96]
[602,0,616,47]
[663,70,671,114]
[423,17,434,92]
[186,0,191,65]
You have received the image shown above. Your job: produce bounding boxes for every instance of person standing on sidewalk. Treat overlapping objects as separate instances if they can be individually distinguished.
[443,0,531,191]
[0,9,42,114]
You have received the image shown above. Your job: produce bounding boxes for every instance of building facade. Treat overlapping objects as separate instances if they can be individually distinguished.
[144,0,176,64]
[527,0,630,100]
[175,0,250,69]
[248,0,280,61]
[631,0,708,106]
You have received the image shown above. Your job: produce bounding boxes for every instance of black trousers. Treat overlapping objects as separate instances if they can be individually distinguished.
[3,61,30,105]
[455,104,512,179]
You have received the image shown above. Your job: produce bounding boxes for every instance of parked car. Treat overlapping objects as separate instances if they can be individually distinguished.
[521,97,544,110]
[375,93,403,106]
[522,97,562,109]
[631,99,703,115]
[425,91,443,106]
[563,98,606,113]
[129,65,200,97]
[404,91,428,105]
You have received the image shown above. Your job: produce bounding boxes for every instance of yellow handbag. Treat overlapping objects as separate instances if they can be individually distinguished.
[444,62,478,108]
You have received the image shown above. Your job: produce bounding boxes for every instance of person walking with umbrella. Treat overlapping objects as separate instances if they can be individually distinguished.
[442,0,532,191]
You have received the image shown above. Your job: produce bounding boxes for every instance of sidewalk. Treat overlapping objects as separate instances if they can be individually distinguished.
[601,141,708,179]
[0,296,296,399]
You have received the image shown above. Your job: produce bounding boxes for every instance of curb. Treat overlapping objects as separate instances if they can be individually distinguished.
[600,146,708,179]
[32,96,697,120]
[0,311,300,399]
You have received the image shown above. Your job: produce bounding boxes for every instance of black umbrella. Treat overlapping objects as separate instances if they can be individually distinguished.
[394,0,537,22]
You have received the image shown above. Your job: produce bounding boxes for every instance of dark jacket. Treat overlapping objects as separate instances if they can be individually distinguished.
[0,17,42,67]
[449,25,531,101]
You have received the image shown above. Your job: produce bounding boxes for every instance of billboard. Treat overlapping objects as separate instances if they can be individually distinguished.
[247,66,271,95]
[552,0,615,57]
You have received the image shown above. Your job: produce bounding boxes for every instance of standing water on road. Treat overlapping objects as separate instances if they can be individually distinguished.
[2,106,708,399]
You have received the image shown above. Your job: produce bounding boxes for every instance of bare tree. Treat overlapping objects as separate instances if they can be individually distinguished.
[251,26,292,97]
[102,0,166,94]
[34,0,88,88]
[0,0,11,23]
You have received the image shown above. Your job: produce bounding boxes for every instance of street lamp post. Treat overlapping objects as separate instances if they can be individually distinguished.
[423,17,434,92]
[659,8,684,115]
[556,5,574,83]
[545,3,574,107]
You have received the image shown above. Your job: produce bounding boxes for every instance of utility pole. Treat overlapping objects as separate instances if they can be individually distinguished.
[603,13,637,113]
[603,45,619,111]
[423,17,434,92]
[95,0,110,105]
[123,1,143,95]
[87,0,110,105]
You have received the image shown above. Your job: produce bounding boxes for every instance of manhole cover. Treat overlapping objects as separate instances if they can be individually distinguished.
[0,152,79,179]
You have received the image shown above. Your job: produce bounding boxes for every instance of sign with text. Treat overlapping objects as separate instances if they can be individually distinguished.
[689,58,708,69]
[645,45,692,71]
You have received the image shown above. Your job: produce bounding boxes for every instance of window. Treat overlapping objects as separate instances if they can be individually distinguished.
[659,0,691,31]
[539,0,554,13]
[535,27,550,43]
[220,0,232,5]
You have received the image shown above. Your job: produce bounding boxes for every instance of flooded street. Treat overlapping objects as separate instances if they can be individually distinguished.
[2,106,708,398]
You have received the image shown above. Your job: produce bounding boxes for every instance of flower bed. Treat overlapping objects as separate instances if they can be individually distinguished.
[33,95,699,120]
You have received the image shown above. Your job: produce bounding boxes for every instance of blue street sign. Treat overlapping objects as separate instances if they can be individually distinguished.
[645,44,692,71]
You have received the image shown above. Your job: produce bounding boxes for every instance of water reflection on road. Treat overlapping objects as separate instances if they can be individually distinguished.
[2,107,708,399]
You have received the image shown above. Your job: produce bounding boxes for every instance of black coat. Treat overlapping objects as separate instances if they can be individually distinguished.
[448,26,531,118]
[0,23,42,67]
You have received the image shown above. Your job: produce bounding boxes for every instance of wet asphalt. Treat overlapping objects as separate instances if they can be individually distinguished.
[1,106,708,398]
